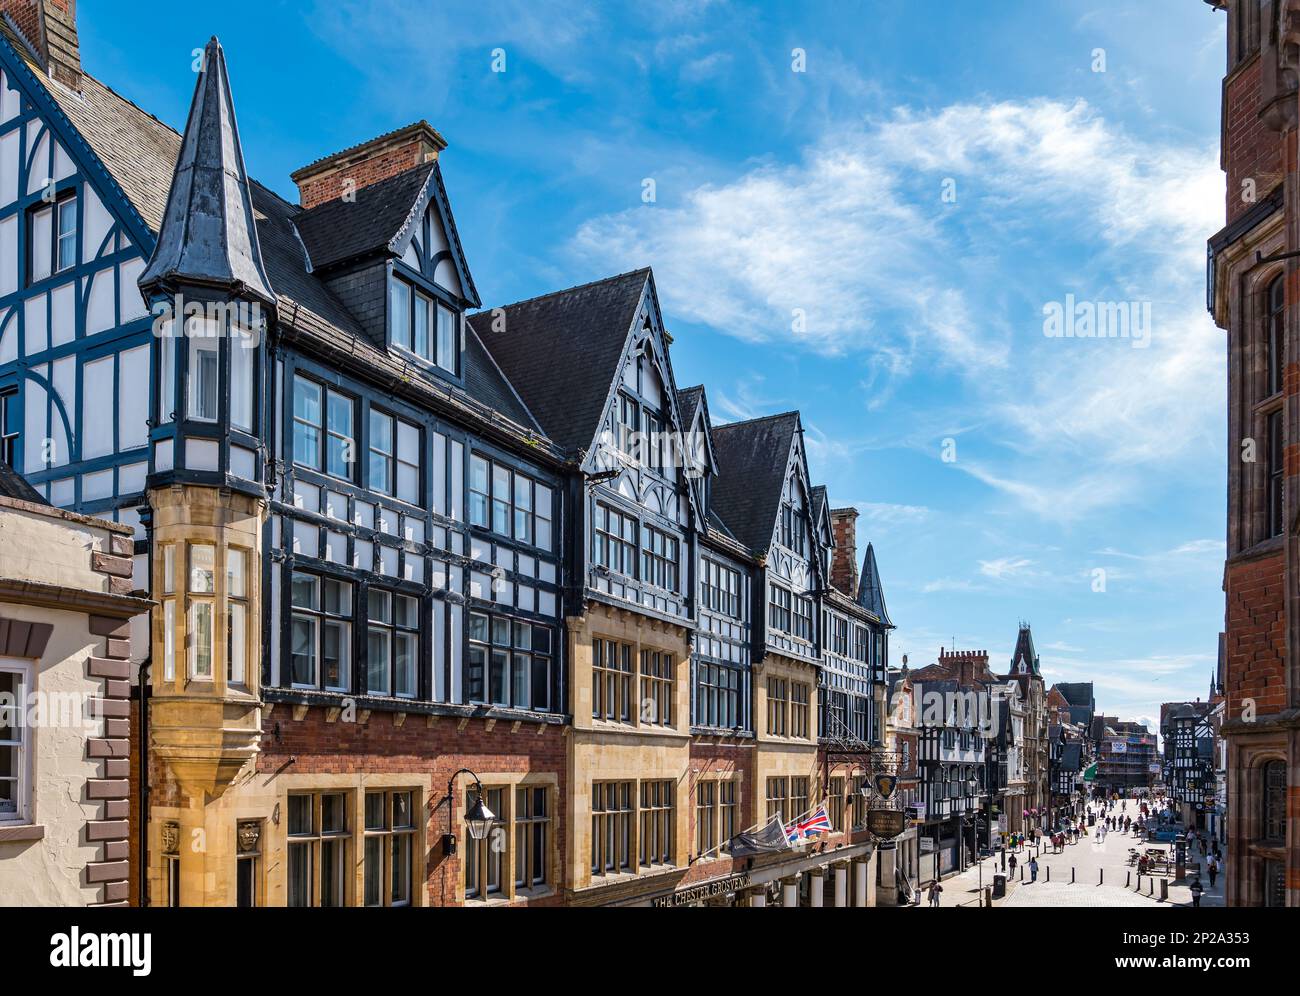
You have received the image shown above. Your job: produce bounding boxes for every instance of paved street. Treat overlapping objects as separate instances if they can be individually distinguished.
[916,809,1226,908]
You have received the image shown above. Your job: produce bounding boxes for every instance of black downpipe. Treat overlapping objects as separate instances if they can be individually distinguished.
[137,658,151,906]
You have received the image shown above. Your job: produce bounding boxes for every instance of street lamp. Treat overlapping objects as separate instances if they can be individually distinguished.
[441,768,496,855]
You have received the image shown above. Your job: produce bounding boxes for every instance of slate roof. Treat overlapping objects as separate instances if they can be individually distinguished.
[708,412,799,555]
[0,27,543,447]
[1061,742,1083,770]
[0,460,45,503]
[858,542,892,627]
[294,162,436,272]
[677,385,704,431]
[468,269,651,455]
[1055,681,1095,708]
[139,37,275,306]
[1011,623,1039,675]
[810,484,827,526]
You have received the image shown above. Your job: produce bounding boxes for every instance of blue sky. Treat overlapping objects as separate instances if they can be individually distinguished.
[81,1,1227,732]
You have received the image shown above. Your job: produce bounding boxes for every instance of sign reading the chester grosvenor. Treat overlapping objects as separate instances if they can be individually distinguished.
[864,808,907,840]
[650,873,751,908]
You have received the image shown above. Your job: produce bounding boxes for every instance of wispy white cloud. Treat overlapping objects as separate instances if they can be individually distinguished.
[855,501,931,526]
[571,97,1223,524]
[978,556,1036,580]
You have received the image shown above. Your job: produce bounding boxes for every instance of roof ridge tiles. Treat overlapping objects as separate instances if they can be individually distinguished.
[477,266,652,314]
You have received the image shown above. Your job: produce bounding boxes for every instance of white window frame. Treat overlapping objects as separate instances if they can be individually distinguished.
[0,658,31,824]
[187,320,221,423]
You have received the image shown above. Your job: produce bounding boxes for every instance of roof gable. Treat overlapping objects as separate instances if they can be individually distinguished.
[295,162,433,271]
[295,159,480,309]
[708,411,801,554]
[0,23,156,253]
[468,269,651,455]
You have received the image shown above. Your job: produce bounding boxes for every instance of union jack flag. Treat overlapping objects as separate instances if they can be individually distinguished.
[792,805,833,840]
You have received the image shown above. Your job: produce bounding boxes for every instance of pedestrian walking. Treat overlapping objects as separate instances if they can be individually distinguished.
[1189,877,1204,908]
[1029,857,1039,882]
[1009,853,1017,876]
[928,881,943,907]
[1208,854,1219,888]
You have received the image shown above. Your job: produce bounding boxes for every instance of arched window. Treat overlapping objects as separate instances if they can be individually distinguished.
[1261,760,1286,844]
[1266,275,1284,398]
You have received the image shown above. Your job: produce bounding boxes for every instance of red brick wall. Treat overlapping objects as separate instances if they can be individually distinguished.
[676,739,754,889]
[1224,551,1287,720]
[255,708,566,907]
[296,139,428,210]
[829,509,858,596]
[1224,57,1284,224]
[0,0,42,52]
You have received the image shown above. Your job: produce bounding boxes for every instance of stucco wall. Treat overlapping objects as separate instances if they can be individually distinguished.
[0,600,104,904]
[0,503,111,592]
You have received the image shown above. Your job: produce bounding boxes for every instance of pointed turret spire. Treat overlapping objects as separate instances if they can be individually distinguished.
[139,37,275,307]
[1011,622,1039,676]
[856,542,893,628]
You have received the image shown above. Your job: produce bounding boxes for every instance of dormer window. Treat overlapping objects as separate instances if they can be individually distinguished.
[389,275,457,375]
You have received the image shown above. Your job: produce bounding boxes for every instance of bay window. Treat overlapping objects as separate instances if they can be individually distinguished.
[226,548,247,686]
[187,325,220,422]
[231,326,255,432]
[188,544,215,679]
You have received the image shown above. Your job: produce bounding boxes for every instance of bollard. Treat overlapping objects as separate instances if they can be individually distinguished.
[984,886,991,908]
[1126,871,1130,888]
[1046,865,1051,882]
[1071,867,1075,884]
[1148,878,1154,896]
[1160,879,1168,902]
[1100,868,1104,886]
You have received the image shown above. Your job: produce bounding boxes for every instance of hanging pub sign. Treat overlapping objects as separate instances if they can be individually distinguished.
[865,808,907,840]
[873,774,899,800]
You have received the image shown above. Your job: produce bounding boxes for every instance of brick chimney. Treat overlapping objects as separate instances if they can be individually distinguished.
[829,506,859,596]
[937,647,992,687]
[1,0,82,90]
[290,120,446,210]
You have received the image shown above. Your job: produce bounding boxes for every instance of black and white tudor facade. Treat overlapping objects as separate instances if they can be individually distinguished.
[0,10,896,905]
